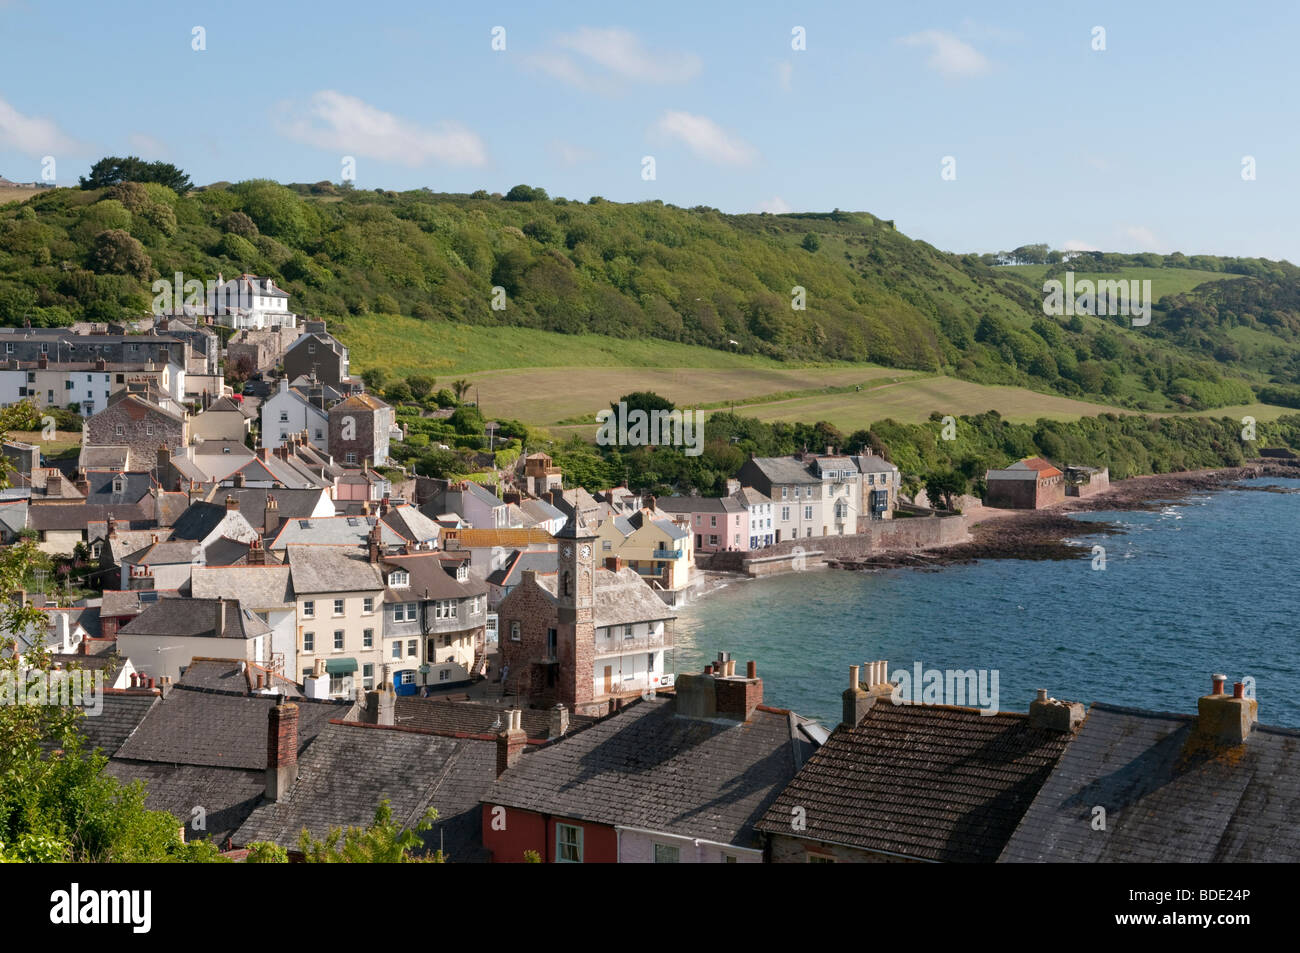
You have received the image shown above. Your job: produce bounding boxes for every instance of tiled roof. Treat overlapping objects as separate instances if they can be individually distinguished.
[755,702,1073,862]
[234,720,498,860]
[64,691,158,758]
[999,703,1300,863]
[103,760,265,845]
[378,550,484,602]
[176,658,302,697]
[746,456,820,485]
[442,527,555,549]
[484,697,806,848]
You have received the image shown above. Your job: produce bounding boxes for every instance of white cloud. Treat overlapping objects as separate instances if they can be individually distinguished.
[776,61,793,92]
[529,28,700,89]
[1119,225,1161,251]
[1063,239,1099,252]
[279,91,487,167]
[653,110,757,166]
[757,196,792,213]
[128,132,169,158]
[897,30,991,78]
[0,95,79,156]
[550,140,597,166]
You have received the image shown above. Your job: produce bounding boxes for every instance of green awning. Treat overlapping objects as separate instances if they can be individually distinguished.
[324,657,358,675]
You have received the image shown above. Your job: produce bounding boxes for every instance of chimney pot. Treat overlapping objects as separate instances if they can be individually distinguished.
[849,664,860,689]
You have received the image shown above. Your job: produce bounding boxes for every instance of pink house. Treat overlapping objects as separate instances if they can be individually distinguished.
[657,495,748,553]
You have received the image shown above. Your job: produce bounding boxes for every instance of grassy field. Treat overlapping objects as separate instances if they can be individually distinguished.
[6,430,82,457]
[338,314,821,376]
[999,265,1239,302]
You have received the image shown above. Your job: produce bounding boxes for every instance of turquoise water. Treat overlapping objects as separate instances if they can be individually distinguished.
[673,478,1300,729]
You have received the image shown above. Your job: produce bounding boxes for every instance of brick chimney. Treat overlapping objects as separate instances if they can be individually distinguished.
[265,700,299,801]
[74,470,89,496]
[604,556,622,572]
[548,703,569,739]
[380,493,390,516]
[496,708,527,776]
[37,353,47,369]
[1028,688,1085,732]
[677,654,763,721]
[367,523,382,563]
[233,471,246,488]
[225,494,239,512]
[247,537,266,565]
[264,494,279,535]
[1197,673,1258,745]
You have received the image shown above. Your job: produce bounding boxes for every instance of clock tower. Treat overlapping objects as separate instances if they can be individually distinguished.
[556,509,597,713]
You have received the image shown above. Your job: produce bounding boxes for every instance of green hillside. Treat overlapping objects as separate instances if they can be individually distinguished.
[2,176,1299,417]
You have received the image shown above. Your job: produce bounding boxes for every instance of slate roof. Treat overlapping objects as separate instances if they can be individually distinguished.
[102,761,265,846]
[66,691,159,757]
[656,496,743,515]
[285,545,384,594]
[999,703,1300,863]
[208,487,327,530]
[176,658,302,698]
[853,454,899,475]
[117,599,272,641]
[169,501,234,540]
[270,516,403,549]
[746,456,820,485]
[234,720,498,861]
[486,549,557,588]
[190,566,294,608]
[754,703,1073,862]
[519,497,565,526]
[484,696,810,848]
[99,588,181,619]
[378,551,484,602]
[534,566,676,627]
[113,685,344,769]
[379,504,443,544]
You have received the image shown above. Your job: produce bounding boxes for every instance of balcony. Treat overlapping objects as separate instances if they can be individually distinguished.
[594,628,672,657]
[652,548,682,559]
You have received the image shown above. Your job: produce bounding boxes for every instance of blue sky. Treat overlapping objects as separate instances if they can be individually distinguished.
[2,0,1298,261]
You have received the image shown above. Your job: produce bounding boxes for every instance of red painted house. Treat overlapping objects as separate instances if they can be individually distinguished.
[481,656,823,863]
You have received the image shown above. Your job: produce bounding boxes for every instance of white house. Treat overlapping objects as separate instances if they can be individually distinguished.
[261,378,328,452]
[208,273,297,331]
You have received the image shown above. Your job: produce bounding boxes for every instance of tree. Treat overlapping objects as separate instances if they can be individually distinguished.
[612,391,674,417]
[297,799,443,862]
[924,469,968,511]
[90,229,152,279]
[407,375,435,400]
[361,368,387,393]
[801,233,821,252]
[451,379,472,402]
[79,156,191,193]
[504,184,548,202]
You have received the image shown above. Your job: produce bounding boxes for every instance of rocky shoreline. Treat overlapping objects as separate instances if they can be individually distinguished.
[828,461,1300,572]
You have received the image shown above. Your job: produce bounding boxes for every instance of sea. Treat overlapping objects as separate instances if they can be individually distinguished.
[672,477,1300,730]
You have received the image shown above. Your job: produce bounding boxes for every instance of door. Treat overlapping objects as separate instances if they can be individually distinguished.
[603,665,613,695]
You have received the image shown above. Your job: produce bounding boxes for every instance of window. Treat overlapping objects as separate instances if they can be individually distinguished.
[723,854,738,863]
[781,487,788,500]
[362,663,374,690]
[435,599,458,619]
[407,639,418,658]
[807,854,835,863]
[804,506,813,520]
[734,534,740,545]
[624,624,634,639]
[333,630,344,651]
[115,424,124,437]
[456,565,468,582]
[146,425,153,437]
[346,452,358,464]
[654,844,680,864]
[363,628,373,648]
[333,598,344,616]
[510,621,521,642]
[388,570,409,588]
[392,642,402,660]
[781,506,790,521]
[709,515,716,527]
[363,596,374,614]
[303,631,315,652]
[302,600,315,618]
[556,824,583,863]
[439,669,449,682]
[708,535,718,547]
[328,672,348,695]
[279,411,288,422]
[794,487,801,499]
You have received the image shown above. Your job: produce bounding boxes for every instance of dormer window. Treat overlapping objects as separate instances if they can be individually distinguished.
[456,565,468,582]
[112,477,124,494]
[388,570,409,588]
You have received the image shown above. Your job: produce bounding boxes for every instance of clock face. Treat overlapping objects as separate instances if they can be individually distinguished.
[580,545,591,559]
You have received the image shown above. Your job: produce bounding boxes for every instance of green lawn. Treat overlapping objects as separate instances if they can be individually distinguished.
[999,265,1238,303]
